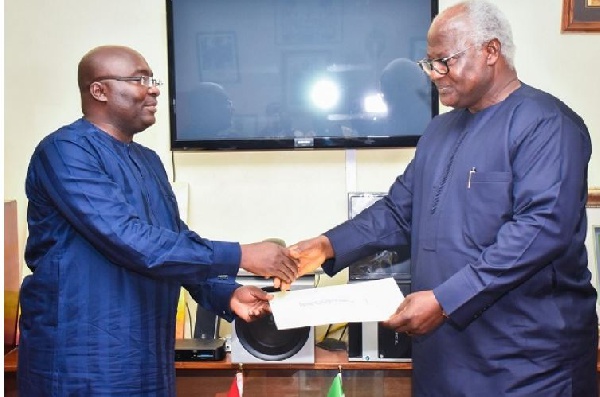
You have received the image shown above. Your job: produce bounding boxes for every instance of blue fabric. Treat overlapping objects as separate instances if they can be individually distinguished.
[323,84,598,396]
[19,118,241,396]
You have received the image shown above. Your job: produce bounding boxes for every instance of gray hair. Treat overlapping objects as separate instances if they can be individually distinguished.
[439,0,516,69]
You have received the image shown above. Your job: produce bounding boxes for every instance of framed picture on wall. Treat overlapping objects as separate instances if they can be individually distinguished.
[196,31,239,83]
[586,188,600,304]
[562,0,600,32]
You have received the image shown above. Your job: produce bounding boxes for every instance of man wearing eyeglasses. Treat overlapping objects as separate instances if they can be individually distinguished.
[19,45,298,396]
[288,1,597,396]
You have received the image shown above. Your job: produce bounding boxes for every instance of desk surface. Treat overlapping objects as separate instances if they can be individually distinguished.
[5,347,600,373]
[3,347,411,373]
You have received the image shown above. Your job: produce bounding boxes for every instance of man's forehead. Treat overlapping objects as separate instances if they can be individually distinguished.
[427,20,468,54]
[94,52,151,76]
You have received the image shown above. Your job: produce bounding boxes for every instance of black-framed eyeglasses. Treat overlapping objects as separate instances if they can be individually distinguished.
[96,76,163,88]
[417,45,474,76]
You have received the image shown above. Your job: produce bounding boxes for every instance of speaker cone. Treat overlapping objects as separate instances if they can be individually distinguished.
[234,286,310,361]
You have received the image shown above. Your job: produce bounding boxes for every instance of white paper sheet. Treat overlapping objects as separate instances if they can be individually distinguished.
[270,277,404,330]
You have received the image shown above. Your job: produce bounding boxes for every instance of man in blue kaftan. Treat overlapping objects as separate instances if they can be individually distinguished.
[288,1,598,396]
[19,45,297,396]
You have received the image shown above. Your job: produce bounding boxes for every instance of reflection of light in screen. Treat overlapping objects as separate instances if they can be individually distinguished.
[310,79,340,110]
[363,93,387,114]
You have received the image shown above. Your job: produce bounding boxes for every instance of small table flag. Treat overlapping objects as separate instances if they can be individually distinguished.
[227,371,243,397]
[327,372,344,397]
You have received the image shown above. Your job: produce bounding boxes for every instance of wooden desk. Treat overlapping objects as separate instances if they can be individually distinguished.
[176,348,411,397]
[5,347,411,396]
[5,347,600,396]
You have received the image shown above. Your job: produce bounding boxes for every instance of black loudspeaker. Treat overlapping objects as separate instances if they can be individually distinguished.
[194,304,220,339]
[347,278,412,362]
[230,277,315,364]
[233,311,314,362]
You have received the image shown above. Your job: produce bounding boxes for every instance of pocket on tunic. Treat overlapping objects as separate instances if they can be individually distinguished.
[464,171,513,248]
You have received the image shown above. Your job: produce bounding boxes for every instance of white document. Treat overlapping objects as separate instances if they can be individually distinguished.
[270,277,404,330]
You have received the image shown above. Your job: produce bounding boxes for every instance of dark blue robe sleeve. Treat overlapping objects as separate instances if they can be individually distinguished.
[183,279,241,322]
[28,135,240,283]
[321,160,415,276]
[433,109,592,328]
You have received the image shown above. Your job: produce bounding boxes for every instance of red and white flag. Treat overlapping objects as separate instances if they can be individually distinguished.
[227,371,243,397]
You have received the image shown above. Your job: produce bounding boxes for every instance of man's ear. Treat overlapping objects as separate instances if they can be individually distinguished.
[89,81,108,102]
[485,38,501,65]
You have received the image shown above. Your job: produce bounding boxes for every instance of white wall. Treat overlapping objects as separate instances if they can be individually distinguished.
[4,0,600,280]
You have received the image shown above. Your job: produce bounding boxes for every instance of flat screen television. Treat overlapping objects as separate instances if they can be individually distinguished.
[166,0,439,151]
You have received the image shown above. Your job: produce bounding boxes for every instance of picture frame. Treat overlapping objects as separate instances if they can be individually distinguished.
[196,31,239,83]
[588,187,600,207]
[561,0,600,32]
[586,188,600,304]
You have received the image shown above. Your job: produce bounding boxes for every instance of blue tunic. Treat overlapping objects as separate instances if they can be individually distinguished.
[324,84,598,396]
[20,118,241,396]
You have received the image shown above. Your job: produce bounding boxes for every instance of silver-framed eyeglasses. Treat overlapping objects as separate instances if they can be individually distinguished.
[417,45,474,76]
[97,76,163,87]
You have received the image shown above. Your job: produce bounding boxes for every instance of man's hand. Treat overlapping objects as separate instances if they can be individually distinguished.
[288,235,333,276]
[382,290,446,336]
[240,241,298,284]
[230,285,273,322]
[272,235,334,291]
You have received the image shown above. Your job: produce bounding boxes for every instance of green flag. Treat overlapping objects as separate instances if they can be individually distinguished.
[327,373,344,397]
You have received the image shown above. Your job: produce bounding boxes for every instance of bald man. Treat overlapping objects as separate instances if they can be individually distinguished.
[289,1,596,395]
[19,45,297,396]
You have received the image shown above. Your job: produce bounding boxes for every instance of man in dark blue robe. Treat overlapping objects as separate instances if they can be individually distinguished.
[19,45,297,396]
[289,1,598,396]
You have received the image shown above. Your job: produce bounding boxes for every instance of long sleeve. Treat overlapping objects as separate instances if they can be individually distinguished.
[184,279,240,322]
[433,103,592,328]
[25,120,240,283]
[322,162,415,276]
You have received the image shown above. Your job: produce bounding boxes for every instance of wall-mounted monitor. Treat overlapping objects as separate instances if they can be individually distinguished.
[166,0,439,151]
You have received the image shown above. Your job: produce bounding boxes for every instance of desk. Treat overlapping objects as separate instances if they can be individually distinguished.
[4,348,410,396]
[177,348,411,397]
[5,348,600,396]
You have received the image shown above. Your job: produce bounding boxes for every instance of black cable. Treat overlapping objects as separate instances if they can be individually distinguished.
[338,324,348,341]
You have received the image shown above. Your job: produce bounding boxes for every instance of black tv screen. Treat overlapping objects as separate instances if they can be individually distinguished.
[166,0,438,151]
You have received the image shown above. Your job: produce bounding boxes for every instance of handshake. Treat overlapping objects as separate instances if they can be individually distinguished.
[231,235,333,323]
[239,235,334,291]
